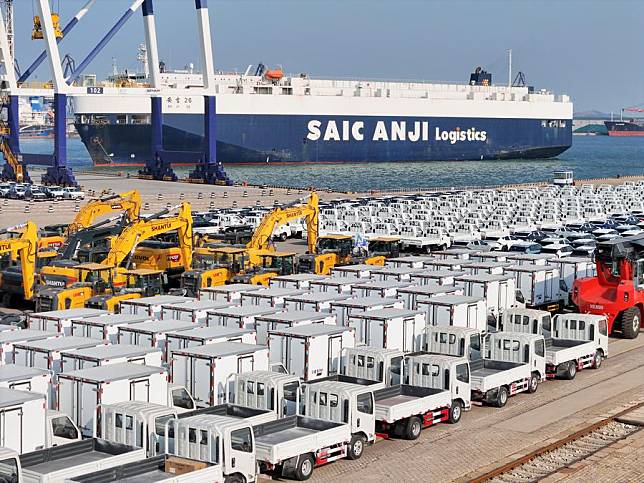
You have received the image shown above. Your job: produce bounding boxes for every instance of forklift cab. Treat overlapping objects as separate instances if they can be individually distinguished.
[121,269,164,296]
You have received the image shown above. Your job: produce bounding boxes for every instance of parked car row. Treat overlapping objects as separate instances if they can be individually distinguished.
[0,182,85,201]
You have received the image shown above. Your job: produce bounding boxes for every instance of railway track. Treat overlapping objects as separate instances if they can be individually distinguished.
[472,402,644,482]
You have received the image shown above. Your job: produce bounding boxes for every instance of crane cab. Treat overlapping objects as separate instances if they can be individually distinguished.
[32,12,64,40]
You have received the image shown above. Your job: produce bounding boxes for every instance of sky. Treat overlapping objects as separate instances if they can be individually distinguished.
[10,0,644,113]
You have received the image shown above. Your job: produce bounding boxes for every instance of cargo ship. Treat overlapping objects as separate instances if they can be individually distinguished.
[604,120,644,136]
[72,62,573,166]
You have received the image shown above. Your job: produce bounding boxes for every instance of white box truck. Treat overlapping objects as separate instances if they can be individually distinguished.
[348,308,425,352]
[254,311,336,345]
[268,325,355,381]
[0,330,60,365]
[0,365,51,404]
[551,256,596,304]
[160,299,233,324]
[70,313,152,343]
[120,295,195,317]
[27,308,107,336]
[60,344,163,371]
[417,295,487,331]
[455,274,523,330]
[206,305,282,330]
[505,264,565,311]
[118,319,201,363]
[170,342,269,406]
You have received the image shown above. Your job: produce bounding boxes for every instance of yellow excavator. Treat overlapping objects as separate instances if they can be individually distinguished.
[34,203,193,312]
[0,222,38,305]
[66,190,142,235]
[179,193,319,295]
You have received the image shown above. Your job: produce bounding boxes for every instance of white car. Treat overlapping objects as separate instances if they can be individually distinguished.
[62,187,85,200]
[484,235,522,251]
[540,243,573,258]
[46,186,66,199]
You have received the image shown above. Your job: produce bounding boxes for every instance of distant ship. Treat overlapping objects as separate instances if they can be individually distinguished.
[604,120,644,137]
[72,46,573,166]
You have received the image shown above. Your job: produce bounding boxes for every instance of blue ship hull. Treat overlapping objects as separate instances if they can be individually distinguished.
[75,114,572,166]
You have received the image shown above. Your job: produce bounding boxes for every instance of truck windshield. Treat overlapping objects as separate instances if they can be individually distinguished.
[52,416,79,440]
[0,457,18,481]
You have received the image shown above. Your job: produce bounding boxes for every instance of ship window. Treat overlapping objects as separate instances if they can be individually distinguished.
[116,115,127,124]
[541,120,547,128]
[560,120,566,128]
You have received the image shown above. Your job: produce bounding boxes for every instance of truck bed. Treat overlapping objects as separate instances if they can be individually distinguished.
[374,385,450,423]
[254,416,350,464]
[20,439,145,482]
[470,359,530,393]
[68,455,223,483]
[546,338,595,366]
[183,403,276,425]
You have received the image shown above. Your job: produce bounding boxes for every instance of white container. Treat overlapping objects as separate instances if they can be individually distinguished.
[424,259,464,272]
[170,342,269,406]
[165,326,257,361]
[455,274,519,321]
[199,283,263,303]
[0,388,47,454]
[206,305,282,330]
[118,319,199,363]
[27,308,107,336]
[57,363,168,436]
[160,299,233,324]
[0,330,60,365]
[330,264,375,279]
[348,308,425,351]
[0,365,51,406]
[330,296,404,326]
[283,291,353,313]
[240,287,305,308]
[461,261,509,275]
[269,273,328,290]
[351,280,411,298]
[418,295,487,331]
[505,264,563,308]
[268,325,355,381]
[254,311,336,345]
[385,255,435,269]
[120,295,195,317]
[409,269,465,287]
[70,314,152,343]
[369,266,418,282]
[60,344,163,371]
[397,285,463,310]
[309,276,362,294]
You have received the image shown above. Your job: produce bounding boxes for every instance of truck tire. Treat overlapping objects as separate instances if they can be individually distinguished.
[562,360,577,380]
[224,475,245,483]
[346,434,366,460]
[495,386,509,407]
[279,232,288,241]
[528,373,539,394]
[448,400,463,424]
[593,350,603,369]
[621,307,641,339]
[404,416,423,440]
[294,455,315,481]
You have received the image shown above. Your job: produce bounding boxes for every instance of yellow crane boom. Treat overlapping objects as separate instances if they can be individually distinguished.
[67,190,142,235]
[102,202,193,271]
[246,192,319,263]
[0,222,38,300]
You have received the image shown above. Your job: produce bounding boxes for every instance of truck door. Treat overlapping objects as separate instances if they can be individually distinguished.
[454,363,471,407]
[353,392,375,440]
[0,408,23,453]
[327,335,343,375]
[238,355,255,374]
[288,338,306,378]
[226,426,256,482]
[130,378,151,402]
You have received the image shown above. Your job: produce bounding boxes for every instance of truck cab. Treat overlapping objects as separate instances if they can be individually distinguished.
[341,346,404,386]
[230,371,301,418]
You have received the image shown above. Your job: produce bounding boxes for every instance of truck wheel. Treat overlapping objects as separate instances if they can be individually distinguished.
[621,307,641,339]
[346,434,366,460]
[279,232,288,241]
[294,455,314,481]
[224,475,245,483]
[528,373,539,394]
[495,386,509,407]
[562,361,577,380]
[405,416,422,440]
[593,350,603,369]
[448,400,463,424]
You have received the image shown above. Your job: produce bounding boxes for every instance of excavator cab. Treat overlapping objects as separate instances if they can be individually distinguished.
[85,269,164,311]
[180,247,247,297]
[231,250,296,286]
[298,235,354,275]
[363,237,402,266]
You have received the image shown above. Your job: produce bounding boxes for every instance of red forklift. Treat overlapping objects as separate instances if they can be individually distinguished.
[572,234,644,339]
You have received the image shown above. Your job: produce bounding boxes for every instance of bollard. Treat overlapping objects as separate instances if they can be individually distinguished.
[286,188,291,195]
[274,199,279,206]
[261,189,266,197]
[269,189,274,197]
[256,200,261,207]
[210,192,216,199]
[298,189,303,195]
[179,193,185,200]
[197,192,203,200]
[144,202,150,210]
[223,192,228,198]
[157,193,163,200]
[48,205,54,213]
[243,190,248,198]
[166,202,172,209]
[24,205,29,213]
[3,199,7,206]
[74,203,80,212]
[209,201,215,209]
[232,200,238,208]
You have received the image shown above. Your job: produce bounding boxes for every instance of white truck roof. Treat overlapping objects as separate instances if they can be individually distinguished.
[15,336,101,352]
[426,325,481,337]
[119,319,198,334]
[305,379,374,396]
[248,287,306,297]
[284,292,352,303]
[0,387,43,408]
[270,324,351,337]
[206,305,282,317]
[61,344,160,360]
[173,414,248,433]
[352,308,423,320]
[0,329,57,343]
[271,274,327,282]
[412,269,466,278]
[505,264,558,273]
[421,295,485,306]
[172,342,266,358]
[311,276,361,286]
[454,273,513,283]
[331,296,399,308]
[256,311,332,323]
[29,308,107,320]
[0,364,49,382]
[352,280,412,289]
[234,370,299,386]
[161,300,233,311]
[77,314,152,326]
[166,326,254,339]
[122,295,193,306]
[406,353,469,367]
[58,362,165,382]
[203,283,262,293]
[397,285,461,295]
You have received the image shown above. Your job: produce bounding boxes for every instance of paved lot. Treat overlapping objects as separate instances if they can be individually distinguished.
[306,336,644,482]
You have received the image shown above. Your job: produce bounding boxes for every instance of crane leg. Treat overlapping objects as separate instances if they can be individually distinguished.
[139,96,177,181]
[41,93,78,187]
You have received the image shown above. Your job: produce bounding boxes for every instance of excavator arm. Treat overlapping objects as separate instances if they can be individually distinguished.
[102,202,193,270]
[247,192,319,263]
[0,222,38,300]
[67,190,142,235]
